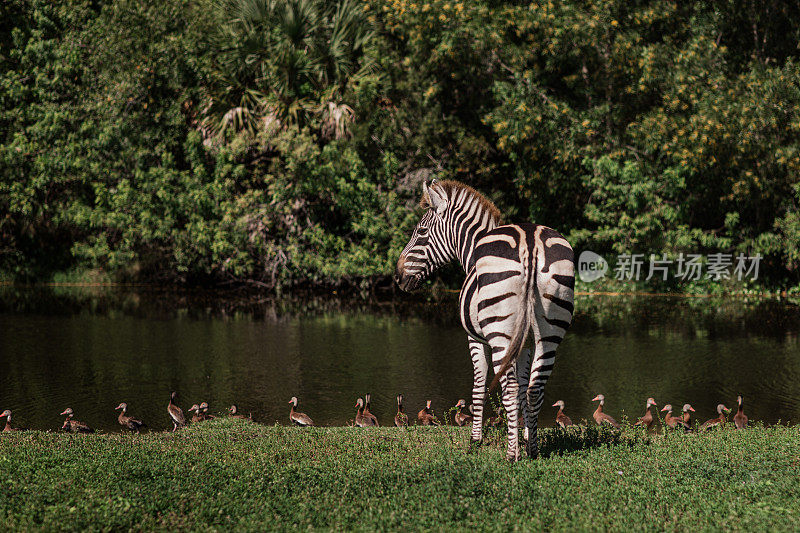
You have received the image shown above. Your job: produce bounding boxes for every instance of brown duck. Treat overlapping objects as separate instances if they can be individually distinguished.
[60,408,94,433]
[355,398,376,427]
[115,403,145,432]
[661,404,690,430]
[188,404,203,423]
[700,404,731,430]
[228,405,252,420]
[591,394,620,428]
[551,400,573,428]
[733,396,748,429]
[454,399,473,427]
[634,398,657,429]
[417,400,439,426]
[199,402,216,420]
[363,393,380,426]
[0,410,23,432]
[167,392,186,431]
[289,397,314,427]
[681,403,695,428]
[394,394,408,427]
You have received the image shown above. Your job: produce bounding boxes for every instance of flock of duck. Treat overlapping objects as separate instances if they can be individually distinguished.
[292,394,502,428]
[579,394,749,431]
[0,391,749,433]
[0,394,252,434]
[293,393,750,431]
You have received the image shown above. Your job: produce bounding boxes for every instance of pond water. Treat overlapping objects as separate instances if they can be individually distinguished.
[1,287,800,432]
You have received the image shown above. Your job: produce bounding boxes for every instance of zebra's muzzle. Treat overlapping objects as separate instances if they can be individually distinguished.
[394,258,422,292]
[395,273,420,292]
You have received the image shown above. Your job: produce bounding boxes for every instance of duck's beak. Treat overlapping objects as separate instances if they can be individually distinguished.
[660,406,669,412]
[591,395,601,402]
[59,409,69,415]
[689,406,696,412]
[552,402,560,407]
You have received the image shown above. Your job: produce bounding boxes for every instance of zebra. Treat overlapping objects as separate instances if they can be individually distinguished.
[394,180,574,461]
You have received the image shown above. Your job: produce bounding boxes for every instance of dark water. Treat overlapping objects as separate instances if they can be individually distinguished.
[1,287,800,432]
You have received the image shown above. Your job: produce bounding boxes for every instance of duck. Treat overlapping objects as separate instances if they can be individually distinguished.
[187,404,205,423]
[394,394,408,427]
[454,399,473,427]
[289,397,314,427]
[681,403,696,428]
[700,404,731,430]
[551,400,573,428]
[733,396,748,429]
[228,405,252,420]
[355,398,375,427]
[167,391,186,431]
[417,400,439,426]
[591,394,620,428]
[634,398,658,429]
[115,403,145,432]
[363,393,380,426]
[199,402,216,420]
[0,410,23,432]
[661,404,690,430]
[60,408,94,433]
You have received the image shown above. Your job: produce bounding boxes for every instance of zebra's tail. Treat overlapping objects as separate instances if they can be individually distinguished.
[488,243,535,393]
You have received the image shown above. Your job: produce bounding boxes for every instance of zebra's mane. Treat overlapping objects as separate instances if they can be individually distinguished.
[420,180,503,225]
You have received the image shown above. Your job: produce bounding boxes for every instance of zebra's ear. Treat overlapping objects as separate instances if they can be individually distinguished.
[423,181,448,216]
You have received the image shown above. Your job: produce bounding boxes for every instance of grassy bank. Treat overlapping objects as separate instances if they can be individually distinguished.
[1,420,799,531]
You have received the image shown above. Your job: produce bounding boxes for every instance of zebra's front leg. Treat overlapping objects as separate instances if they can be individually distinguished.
[468,337,489,445]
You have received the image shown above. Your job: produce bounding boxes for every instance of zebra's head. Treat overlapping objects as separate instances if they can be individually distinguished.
[395,181,453,292]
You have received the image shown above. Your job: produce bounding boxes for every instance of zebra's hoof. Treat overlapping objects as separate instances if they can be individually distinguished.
[506,449,523,462]
[526,443,539,459]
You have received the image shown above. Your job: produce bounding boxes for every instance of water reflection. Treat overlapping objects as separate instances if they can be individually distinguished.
[0,287,798,431]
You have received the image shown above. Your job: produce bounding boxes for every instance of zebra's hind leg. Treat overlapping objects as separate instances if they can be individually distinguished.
[524,267,573,458]
[525,381,546,458]
[468,337,489,445]
[515,348,532,443]
[496,363,522,462]
[524,320,559,459]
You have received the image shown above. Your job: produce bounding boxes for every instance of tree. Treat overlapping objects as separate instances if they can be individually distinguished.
[202,0,376,141]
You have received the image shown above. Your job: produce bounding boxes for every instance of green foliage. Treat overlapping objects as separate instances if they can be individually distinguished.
[203,0,377,139]
[0,421,799,530]
[3,0,800,290]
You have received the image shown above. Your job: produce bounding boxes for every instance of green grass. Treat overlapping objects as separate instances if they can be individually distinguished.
[1,420,799,531]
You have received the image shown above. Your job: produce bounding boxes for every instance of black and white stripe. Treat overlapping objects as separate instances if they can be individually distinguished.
[395,180,574,461]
